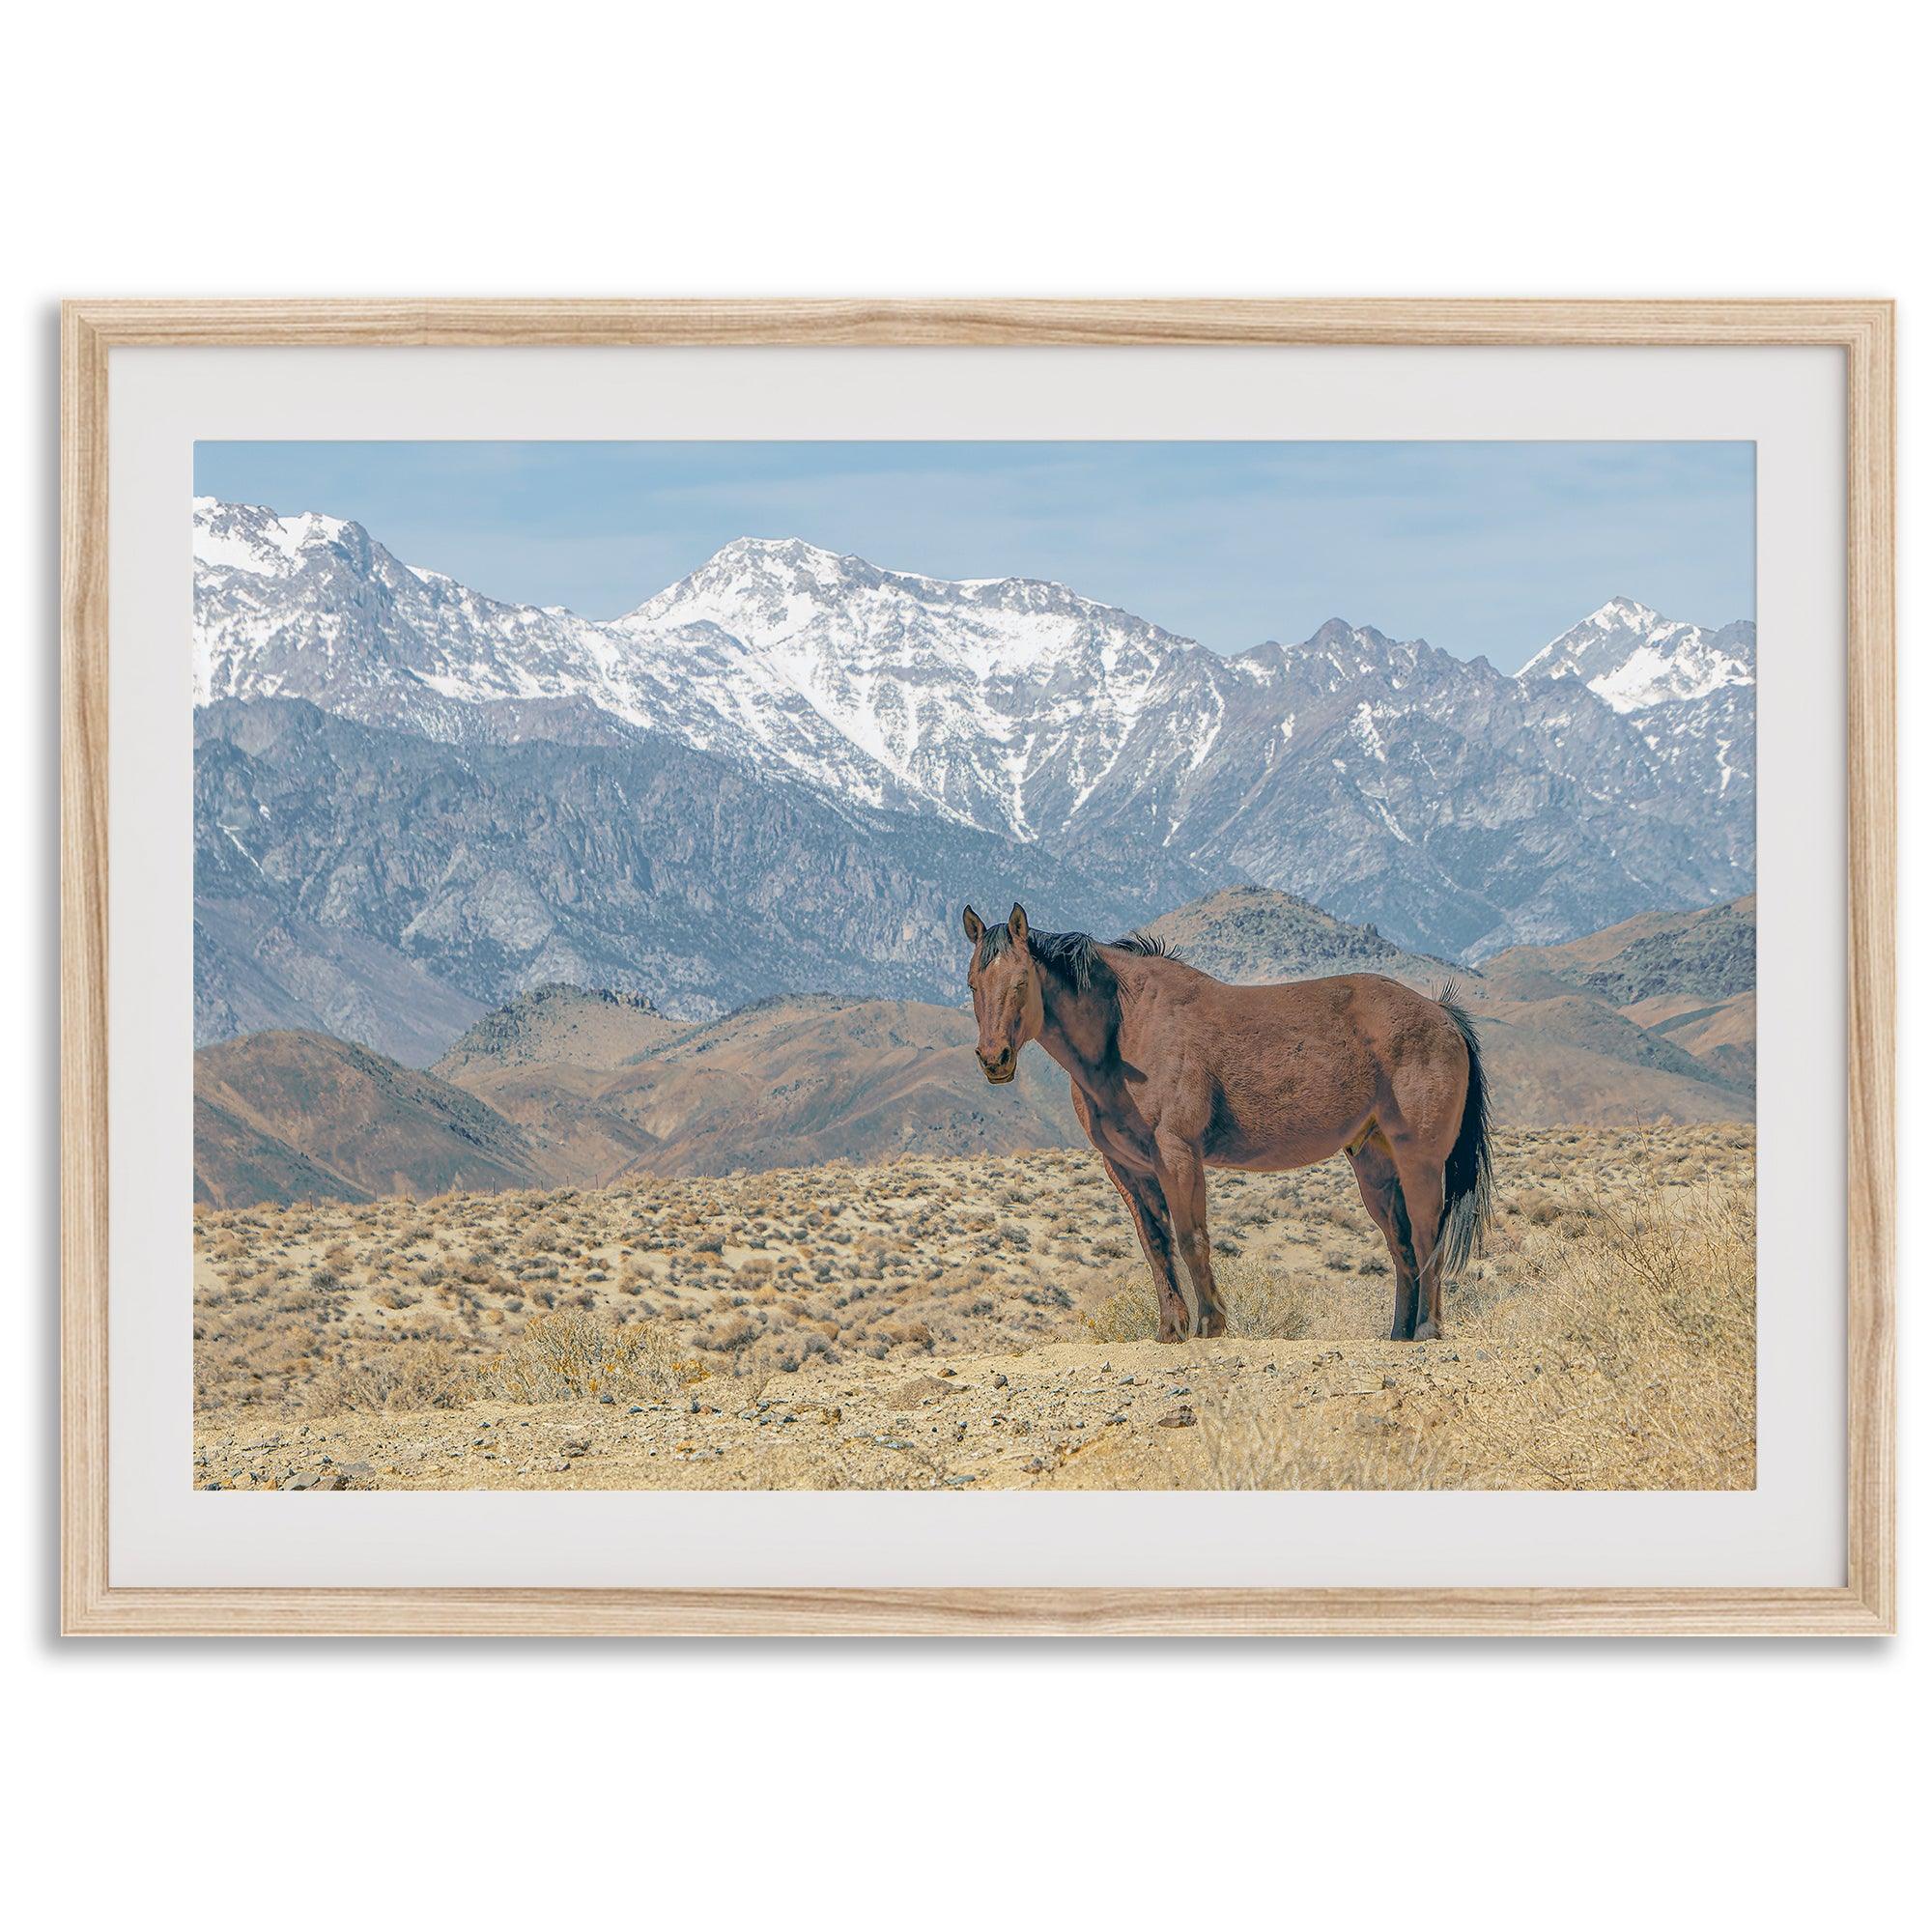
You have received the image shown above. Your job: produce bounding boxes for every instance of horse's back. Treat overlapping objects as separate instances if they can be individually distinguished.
[1123,961,1467,1165]
[1199,967,1447,1036]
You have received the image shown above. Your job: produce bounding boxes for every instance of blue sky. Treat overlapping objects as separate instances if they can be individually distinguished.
[194,440,1754,671]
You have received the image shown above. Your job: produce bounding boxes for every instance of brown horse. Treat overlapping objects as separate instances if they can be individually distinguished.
[962,902,1492,1343]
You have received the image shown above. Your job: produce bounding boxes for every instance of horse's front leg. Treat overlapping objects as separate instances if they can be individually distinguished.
[1100,1155,1190,1343]
[1153,1134,1226,1339]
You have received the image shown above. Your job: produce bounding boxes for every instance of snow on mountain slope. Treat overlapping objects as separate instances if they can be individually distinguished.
[1518,596,1755,713]
[612,535,1215,833]
[194,498,760,757]
[195,507,1216,832]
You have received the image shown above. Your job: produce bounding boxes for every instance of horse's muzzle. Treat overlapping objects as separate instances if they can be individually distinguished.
[978,1048,1016,1084]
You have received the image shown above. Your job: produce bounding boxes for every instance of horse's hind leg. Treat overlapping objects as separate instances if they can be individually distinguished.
[1387,1139,1448,1342]
[1101,1156,1191,1343]
[1349,1133,1420,1341]
[1153,1134,1227,1339]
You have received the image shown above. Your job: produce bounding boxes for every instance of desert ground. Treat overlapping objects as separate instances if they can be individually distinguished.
[192,1122,1755,1492]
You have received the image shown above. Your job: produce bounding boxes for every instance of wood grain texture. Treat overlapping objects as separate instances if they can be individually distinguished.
[1843,304,1896,1631]
[61,304,111,1639]
[59,1586,1891,1639]
[58,298,1895,1637]
[59,296,1902,350]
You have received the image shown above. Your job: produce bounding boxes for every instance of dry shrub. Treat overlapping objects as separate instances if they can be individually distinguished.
[303,1341,477,1417]
[1080,1259,1315,1342]
[1080,1271,1160,1342]
[1216,1260,1317,1339]
[489,1310,701,1406]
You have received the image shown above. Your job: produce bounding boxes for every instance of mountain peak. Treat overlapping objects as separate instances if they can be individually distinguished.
[709,534,848,568]
[194,497,357,579]
[1520,598,1753,713]
[1585,594,1663,630]
[1309,617,1362,647]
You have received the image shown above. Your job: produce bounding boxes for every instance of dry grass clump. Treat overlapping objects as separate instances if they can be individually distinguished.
[488,1310,702,1406]
[1078,1273,1161,1343]
[1218,1262,1318,1339]
[303,1341,477,1418]
[1080,1258,1317,1343]
[1476,1179,1755,1489]
[1198,1404,1445,1491]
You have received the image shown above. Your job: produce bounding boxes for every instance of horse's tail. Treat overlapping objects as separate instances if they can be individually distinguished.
[1435,992,1493,1278]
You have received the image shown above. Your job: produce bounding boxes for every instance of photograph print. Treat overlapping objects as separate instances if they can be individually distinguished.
[190,440,1757,1494]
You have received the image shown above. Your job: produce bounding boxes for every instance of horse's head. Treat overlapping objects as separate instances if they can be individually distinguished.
[962,902,1043,1084]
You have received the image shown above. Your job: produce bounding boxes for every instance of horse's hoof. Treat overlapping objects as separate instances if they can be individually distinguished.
[1414,1318,1441,1343]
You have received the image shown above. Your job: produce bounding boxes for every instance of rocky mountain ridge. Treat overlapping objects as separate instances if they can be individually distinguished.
[194,502,1757,1023]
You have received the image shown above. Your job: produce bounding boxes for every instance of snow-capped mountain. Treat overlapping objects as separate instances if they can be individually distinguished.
[194,498,766,760]
[1519,595,1755,712]
[194,502,1224,831]
[613,535,1207,834]
[191,499,1756,1033]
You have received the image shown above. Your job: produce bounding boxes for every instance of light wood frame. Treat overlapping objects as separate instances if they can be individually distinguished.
[61,298,1895,1636]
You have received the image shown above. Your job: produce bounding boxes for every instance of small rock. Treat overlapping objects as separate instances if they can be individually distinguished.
[280,1473,317,1492]
[992,1373,1009,1389]
[1155,1406,1198,1429]
[599,1393,616,1405]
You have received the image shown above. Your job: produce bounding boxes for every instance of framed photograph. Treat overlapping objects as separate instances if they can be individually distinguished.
[61,299,1893,1635]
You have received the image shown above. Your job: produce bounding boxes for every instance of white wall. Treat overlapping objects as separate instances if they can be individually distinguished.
[4,5,1919,1924]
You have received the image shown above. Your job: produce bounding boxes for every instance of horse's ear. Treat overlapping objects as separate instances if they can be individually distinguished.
[1008,903,1030,950]
[962,904,984,945]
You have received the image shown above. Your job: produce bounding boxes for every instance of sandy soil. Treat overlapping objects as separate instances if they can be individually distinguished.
[192,1124,1756,1492]
[191,1335,1568,1492]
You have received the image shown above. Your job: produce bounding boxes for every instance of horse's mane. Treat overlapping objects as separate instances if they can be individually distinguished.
[979,923,1179,991]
